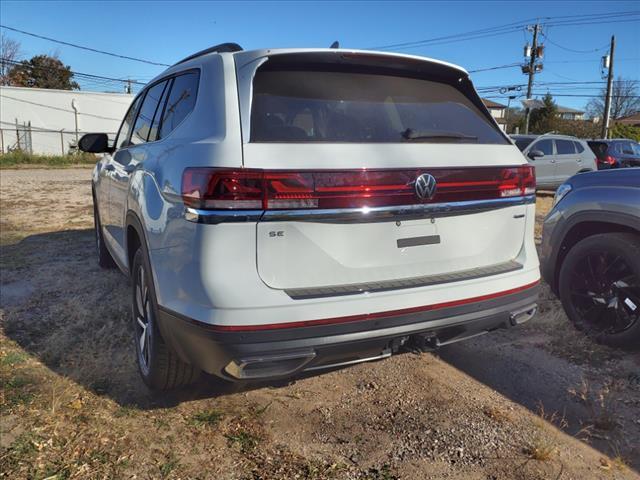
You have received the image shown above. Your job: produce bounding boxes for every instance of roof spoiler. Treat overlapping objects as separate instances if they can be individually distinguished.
[173,43,243,66]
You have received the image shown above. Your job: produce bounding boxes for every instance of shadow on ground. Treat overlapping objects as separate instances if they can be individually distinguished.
[0,228,353,410]
[439,329,640,471]
[3,228,639,471]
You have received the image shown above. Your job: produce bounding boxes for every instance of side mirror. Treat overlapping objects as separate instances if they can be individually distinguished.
[78,133,112,153]
[528,149,544,160]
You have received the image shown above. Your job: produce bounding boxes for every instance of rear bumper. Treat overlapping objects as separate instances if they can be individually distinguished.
[156,282,539,381]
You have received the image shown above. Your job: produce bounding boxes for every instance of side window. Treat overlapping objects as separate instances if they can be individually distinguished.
[130,80,170,145]
[573,141,584,153]
[556,139,576,155]
[148,79,172,142]
[622,141,635,154]
[159,71,199,139]
[533,139,553,155]
[114,95,142,150]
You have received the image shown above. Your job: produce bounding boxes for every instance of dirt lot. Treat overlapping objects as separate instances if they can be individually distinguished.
[1,168,639,479]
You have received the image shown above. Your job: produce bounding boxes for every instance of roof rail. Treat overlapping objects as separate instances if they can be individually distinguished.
[173,43,243,66]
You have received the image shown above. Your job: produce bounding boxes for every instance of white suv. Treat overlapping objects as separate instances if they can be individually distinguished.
[80,44,540,390]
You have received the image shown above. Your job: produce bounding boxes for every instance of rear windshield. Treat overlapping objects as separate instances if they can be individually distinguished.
[250,69,507,144]
[513,137,534,151]
[587,141,608,158]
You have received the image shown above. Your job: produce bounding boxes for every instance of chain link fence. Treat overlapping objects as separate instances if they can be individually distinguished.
[0,121,117,155]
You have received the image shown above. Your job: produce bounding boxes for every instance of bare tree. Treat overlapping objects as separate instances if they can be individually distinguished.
[0,34,22,85]
[586,77,640,120]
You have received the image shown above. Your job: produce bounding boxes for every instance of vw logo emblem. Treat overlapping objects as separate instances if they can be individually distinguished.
[414,173,437,200]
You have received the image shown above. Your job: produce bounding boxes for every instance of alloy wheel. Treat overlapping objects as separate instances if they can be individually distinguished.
[568,250,640,335]
[134,265,153,374]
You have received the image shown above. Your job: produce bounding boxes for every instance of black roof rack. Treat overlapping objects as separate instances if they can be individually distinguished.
[173,43,243,66]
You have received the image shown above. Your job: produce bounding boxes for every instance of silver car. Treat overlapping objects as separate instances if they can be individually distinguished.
[512,134,597,189]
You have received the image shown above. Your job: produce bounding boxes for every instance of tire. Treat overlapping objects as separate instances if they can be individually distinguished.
[131,247,200,390]
[93,199,116,269]
[558,233,640,350]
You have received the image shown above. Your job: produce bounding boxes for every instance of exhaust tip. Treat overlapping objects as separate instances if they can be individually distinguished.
[224,350,315,380]
[510,304,537,325]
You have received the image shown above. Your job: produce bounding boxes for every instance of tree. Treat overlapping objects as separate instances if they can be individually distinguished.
[585,78,640,120]
[529,93,558,134]
[7,54,79,90]
[610,123,640,142]
[0,34,21,85]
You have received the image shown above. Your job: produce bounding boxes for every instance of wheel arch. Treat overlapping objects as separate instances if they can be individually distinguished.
[125,211,149,276]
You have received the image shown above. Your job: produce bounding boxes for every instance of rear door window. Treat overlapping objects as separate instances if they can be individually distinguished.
[573,141,584,153]
[532,139,554,155]
[159,71,199,139]
[251,69,507,144]
[130,80,170,145]
[556,139,576,155]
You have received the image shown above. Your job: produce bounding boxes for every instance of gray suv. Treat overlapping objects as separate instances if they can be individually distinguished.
[540,168,640,349]
[512,134,597,189]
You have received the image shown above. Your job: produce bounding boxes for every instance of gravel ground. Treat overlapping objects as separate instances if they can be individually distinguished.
[1,167,638,479]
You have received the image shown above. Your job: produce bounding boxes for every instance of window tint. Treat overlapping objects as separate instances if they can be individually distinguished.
[251,69,507,144]
[533,139,553,155]
[115,95,142,149]
[131,80,169,145]
[556,139,576,155]
[513,137,534,151]
[159,71,199,139]
[573,141,584,153]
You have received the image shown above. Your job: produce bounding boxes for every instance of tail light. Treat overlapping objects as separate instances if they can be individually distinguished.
[605,155,616,165]
[182,165,536,210]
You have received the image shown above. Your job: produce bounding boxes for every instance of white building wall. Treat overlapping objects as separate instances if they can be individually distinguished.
[0,86,134,155]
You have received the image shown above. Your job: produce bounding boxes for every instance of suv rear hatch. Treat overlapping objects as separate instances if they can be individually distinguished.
[227,52,534,295]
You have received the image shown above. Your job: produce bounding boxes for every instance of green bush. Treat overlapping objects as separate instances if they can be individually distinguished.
[609,123,640,142]
[0,151,98,168]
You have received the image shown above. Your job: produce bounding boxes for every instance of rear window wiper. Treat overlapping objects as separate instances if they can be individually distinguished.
[401,128,478,142]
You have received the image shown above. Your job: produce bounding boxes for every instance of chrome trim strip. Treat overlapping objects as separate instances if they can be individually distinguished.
[285,260,523,300]
[184,208,263,224]
[184,195,534,224]
[262,195,535,224]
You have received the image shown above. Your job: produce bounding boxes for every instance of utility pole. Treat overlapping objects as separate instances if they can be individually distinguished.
[601,35,615,139]
[524,24,541,134]
[125,79,132,94]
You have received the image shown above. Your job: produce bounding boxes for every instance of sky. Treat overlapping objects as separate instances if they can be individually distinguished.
[1,0,639,111]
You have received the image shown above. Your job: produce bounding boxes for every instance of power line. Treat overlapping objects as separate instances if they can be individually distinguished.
[540,33,609,54]
[468,63,522,73]
[0,24,170,67]
[368,11,639,52]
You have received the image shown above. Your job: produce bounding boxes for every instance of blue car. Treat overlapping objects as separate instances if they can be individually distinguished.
[587,139,640,169]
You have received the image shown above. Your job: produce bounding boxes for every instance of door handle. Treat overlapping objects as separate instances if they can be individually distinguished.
[103,164,115,172]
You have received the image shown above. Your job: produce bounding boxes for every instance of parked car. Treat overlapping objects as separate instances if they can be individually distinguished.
[540,168,640,349]
[80,44,540,390]
[587,139,640,169]
[511,134,597,189]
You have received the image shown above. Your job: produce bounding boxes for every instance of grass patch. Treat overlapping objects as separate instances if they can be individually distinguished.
[225,430,260,452]
[523,436,556,461]
[1,351,28,366]
[190,409,224,426]
[0,151,97,168]
[159,454,179,478]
